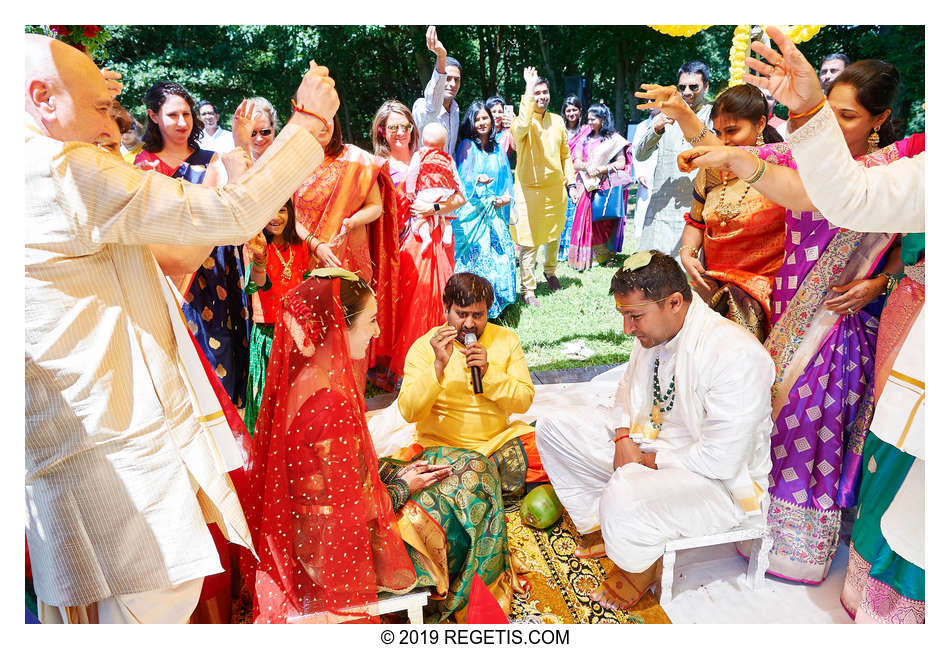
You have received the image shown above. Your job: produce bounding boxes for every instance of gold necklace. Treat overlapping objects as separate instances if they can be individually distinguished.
[714,173,752,227]
[272,244,294,280]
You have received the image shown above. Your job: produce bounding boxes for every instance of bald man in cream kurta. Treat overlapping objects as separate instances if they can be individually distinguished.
[511,91,575,301]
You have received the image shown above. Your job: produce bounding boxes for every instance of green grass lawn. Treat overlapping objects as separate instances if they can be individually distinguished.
[496,249,634,373]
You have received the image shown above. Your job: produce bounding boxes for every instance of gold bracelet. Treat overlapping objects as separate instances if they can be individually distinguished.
[740,156,767,184]
[686,126,709,146]
[680,245,700,258]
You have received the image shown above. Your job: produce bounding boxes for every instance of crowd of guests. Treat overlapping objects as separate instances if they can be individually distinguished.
[25,25,923,626]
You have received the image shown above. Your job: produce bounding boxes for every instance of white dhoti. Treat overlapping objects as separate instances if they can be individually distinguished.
[536,411,743,574]
[38,577,203,624]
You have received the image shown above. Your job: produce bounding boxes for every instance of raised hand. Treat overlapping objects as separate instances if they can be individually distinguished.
[291,61,339,138]
[247,231,268,261]
[635,84,692,122]
[425,25,447,58]
[100,67,123,98]
[680,250,712,292]
[523,65,538,90]
[219,148,253,182]
[231,99,256,152]
[743,25,824,116]
[429,324,457,375]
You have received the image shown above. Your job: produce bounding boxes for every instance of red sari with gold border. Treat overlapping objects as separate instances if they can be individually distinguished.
[293,144,400,377]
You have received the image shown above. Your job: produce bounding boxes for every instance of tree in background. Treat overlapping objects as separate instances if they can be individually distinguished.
[29,25,922,150]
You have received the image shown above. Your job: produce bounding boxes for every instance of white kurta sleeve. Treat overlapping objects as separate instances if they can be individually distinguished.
[787,103,924,233]
[654,343,774,479]
[608,351,637,432]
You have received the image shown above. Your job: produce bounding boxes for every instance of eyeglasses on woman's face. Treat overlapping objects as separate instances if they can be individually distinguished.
[386,123,413,134]
[251,128,273,139]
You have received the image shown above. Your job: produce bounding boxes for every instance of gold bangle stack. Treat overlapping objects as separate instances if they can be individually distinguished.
[741,157,767,184]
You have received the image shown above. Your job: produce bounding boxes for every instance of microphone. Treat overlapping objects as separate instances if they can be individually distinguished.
[463,332,483,395]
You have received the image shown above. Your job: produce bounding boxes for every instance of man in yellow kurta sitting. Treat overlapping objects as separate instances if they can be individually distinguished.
[398,272,548,498]
[511,66,578,308]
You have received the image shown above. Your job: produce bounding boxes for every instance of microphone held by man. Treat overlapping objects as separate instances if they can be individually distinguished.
[464,332,483,394]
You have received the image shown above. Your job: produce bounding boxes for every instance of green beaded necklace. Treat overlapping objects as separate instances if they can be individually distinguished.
[650,357,676,430]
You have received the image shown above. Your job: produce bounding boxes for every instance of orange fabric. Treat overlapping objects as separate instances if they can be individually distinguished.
[700,189,785,318]
[520,433,549,484]
[873,267,925,403]
[293,144,401,373]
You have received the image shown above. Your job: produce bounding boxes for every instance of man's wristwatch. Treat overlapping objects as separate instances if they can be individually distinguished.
[433,202,441,214]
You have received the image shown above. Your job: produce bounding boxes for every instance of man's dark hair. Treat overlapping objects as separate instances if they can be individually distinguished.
[443,272,494,310]
[535,77,551,91]
[677,60,710,85]
[445,56,462,73]
[609,251,692,303]
[196,100,217,115]
[821,53,850,68]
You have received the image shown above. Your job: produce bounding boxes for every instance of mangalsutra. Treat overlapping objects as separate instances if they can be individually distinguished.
[650,357,676,431]
[714,173,752,227]
[272,244,294,280]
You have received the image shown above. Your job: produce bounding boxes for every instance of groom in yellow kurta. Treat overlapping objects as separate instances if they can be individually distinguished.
[511,66,577,307]
[398,273,548,496]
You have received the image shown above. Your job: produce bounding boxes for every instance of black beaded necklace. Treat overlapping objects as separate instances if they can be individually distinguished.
[650,357,676,430]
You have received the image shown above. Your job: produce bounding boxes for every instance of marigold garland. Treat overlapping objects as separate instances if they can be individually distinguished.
[728,25,824,87]
[648,25,713,38]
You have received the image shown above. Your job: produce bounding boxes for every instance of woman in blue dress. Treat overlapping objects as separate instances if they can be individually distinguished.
[452,102,517,318]
[134,81,250,409]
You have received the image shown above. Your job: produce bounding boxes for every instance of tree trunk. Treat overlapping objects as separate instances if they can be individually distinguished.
[341,98,353,143]
[535,26,557,89]
[615,40,626,134]
[629,44,646,122]
[411,25,430,87]
[489,26,502,95]
[478,26,489,100]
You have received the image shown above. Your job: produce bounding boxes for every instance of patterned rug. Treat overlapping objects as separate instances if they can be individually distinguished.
[506,505,670,624]
[231,507,671,624]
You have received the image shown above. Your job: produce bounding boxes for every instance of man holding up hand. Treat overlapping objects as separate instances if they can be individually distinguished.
[397,273,547,498]
[25,33,339,623]
[412,25,461,157]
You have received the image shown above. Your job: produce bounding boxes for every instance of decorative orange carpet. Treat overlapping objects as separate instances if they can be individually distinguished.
[506,506,670,624]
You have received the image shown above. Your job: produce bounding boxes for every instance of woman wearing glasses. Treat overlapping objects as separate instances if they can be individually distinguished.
[371,100,463,376]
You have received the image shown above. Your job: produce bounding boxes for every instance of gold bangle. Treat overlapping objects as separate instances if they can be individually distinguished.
[740,156,767,184]
[686,126,709,146]
[680,245,700,258]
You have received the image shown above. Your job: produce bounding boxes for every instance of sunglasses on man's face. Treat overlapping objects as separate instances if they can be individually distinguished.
[677,83,701,93]
[251,128,273,138]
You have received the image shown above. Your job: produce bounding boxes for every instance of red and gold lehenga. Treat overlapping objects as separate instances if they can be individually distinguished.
[293,144,401,381]
[243,277,417,623]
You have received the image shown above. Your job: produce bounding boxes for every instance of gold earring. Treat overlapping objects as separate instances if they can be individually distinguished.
[867,126,880,153]
[755,131,765,146]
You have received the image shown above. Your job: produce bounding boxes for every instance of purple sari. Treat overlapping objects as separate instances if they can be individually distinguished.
[743,140,912,583]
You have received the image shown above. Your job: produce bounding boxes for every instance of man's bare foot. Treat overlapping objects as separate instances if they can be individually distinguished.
[588,566,655,611]
[573,531,606,560]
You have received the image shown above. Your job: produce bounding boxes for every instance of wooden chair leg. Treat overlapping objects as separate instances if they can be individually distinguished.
[658,549,676,608]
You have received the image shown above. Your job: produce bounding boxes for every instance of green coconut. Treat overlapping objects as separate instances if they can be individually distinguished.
[520,485,564,529]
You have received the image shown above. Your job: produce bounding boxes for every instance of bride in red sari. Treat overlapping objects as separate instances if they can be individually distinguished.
[293,116,401,384]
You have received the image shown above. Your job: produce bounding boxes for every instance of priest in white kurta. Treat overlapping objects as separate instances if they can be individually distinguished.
[535,251,774,609]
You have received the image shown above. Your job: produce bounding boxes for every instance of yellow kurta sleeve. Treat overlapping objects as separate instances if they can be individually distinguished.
[480,329,534,414]
[510,93,539,148]
[397,332,445,423]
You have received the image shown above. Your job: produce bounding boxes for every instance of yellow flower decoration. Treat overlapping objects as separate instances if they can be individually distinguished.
[648,25,713,38]
[728,25,824,87]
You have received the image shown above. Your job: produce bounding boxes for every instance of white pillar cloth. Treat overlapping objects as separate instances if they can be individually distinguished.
[537,410,743,574]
